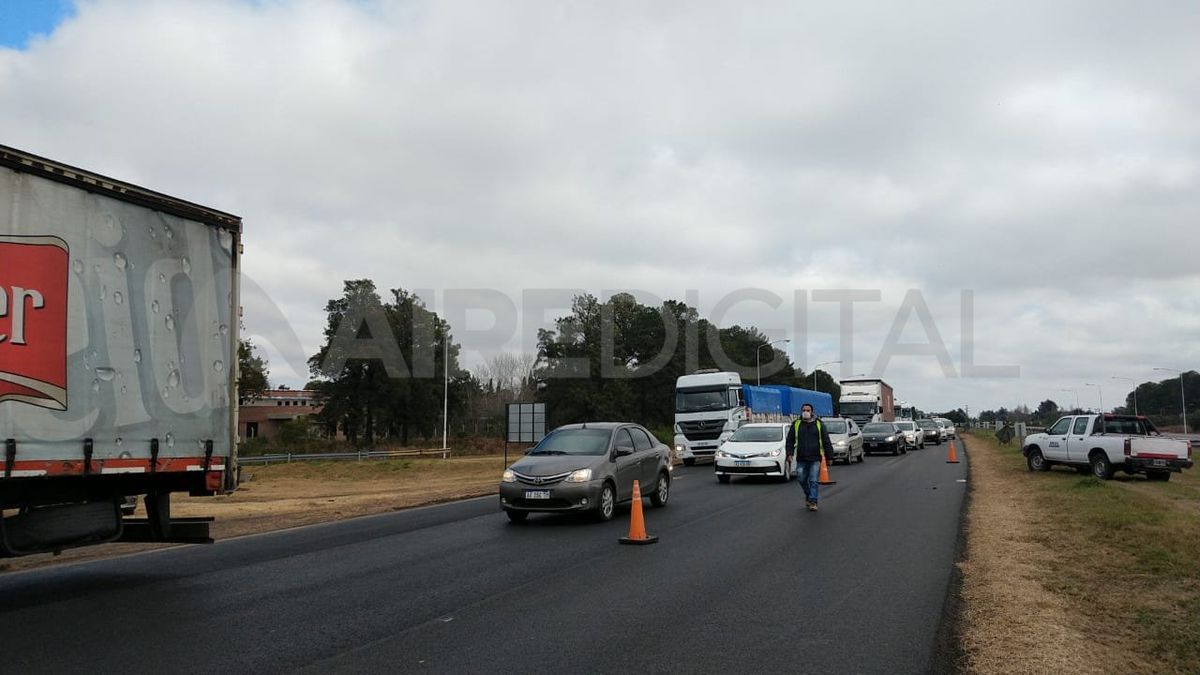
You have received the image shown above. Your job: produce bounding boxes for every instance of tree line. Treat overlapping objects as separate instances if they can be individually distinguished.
[271,282,842,445]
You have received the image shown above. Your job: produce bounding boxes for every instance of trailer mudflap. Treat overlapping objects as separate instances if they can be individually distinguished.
[118,517,214,544]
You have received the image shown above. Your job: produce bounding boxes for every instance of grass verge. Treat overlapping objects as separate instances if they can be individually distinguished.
[959,431,1200,674]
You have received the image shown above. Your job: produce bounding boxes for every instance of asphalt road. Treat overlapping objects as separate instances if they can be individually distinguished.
[0,441,969,674]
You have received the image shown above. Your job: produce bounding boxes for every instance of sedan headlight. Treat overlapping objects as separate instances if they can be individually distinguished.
[885,436,896,442]
[716,450,729,458]
[565,468,593,483]
[834,440,847,447]
[768,448,782,457]
[502,469,516,483]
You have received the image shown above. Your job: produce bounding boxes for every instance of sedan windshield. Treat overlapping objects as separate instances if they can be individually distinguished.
[895,422,915,431]
[820,420,847,434]
[528,429,611,456]
[862,423,895,433]
[728,426,784,442]
[675,388,731,413]
[917,421,937,430]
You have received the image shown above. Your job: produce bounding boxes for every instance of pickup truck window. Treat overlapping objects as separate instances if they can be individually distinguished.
[1099,418,1151,435]
[1072,417,1090,435]
[1047,417,1073,435]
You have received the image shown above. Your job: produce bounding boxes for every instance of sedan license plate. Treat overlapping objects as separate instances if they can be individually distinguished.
[524,490,551,499]
[735,460,750,467]
[1152,459,1166,467]
[868,442,878,448]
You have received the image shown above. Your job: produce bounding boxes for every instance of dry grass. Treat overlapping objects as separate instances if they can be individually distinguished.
[0,454,508,574]
[960,431,1200,674]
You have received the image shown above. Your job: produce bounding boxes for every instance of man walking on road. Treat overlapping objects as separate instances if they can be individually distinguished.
[786,403,834,511]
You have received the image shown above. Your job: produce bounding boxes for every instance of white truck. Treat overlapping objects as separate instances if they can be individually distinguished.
[838,378,894,427]
[0,144,241,557]
[1022,414,1193,481]
[673,371,747,466]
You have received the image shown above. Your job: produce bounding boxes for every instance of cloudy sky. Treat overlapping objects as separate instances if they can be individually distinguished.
[2,0,1197,414]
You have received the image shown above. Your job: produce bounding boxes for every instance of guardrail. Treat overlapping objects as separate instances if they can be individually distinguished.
[239,448,451,465]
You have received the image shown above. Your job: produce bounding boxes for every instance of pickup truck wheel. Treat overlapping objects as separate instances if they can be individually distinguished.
[1146,471,1171,482]
[1026,449,1049,472]
[1090,452,1114,480]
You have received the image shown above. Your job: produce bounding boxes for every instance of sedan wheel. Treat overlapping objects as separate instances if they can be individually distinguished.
[596,483,616,521]
[650,472,671,506]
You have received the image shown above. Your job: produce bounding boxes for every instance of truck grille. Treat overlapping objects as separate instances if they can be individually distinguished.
[679,420,725,441]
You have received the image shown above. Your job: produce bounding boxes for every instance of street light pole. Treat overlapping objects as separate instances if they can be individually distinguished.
[1085,383,1103,414]
[1111,376,1137,415]
[756,339,790,386]
[442,336,449,456]
[812,360,842,390]
[1154,368,1188,434]
[1060,388,1079,413]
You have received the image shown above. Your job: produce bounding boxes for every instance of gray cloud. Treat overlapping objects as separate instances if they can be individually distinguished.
[1,0,1197,412]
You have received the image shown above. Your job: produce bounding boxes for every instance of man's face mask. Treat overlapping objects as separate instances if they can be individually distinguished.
[802,410,812,420]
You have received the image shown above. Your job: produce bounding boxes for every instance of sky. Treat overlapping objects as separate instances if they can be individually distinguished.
[1,0,1197,414]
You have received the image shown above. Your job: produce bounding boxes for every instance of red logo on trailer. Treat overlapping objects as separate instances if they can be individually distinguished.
[0,235,69,410]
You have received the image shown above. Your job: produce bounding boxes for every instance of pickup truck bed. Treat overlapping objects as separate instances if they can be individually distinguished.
[1022,414,1193,480]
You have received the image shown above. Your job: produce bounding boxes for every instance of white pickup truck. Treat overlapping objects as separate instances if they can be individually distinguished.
[1022,414,1193,481]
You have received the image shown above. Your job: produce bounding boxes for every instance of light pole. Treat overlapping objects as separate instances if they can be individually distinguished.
[1060,388,1079,413]
[1111,376,1137,415]
[756,339,790,386]
[1153,367,1188,434]
[442,336,449,456]
[812,360,842,390]
[1085,383,1103,414]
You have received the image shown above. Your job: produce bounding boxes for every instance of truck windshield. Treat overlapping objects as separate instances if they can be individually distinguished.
[676,388,731,413]
[840,402,877,415]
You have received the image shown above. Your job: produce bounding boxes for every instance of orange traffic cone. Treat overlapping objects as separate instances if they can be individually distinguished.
[618,480,659,545]
[946,440,960,464]
[818,455,836,485]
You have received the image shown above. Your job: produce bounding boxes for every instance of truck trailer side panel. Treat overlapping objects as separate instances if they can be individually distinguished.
[0,145,240,555]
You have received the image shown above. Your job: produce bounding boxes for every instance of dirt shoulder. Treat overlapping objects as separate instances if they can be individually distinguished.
[1,454,507,575]
[958,432,1200,674]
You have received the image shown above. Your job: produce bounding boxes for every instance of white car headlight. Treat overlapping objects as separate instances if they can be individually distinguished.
[885,436,896,442]
[768,449,781,457]
[834,440,847,447]
[565,468,593,483]
[502,469,516,483]
[717,450,729,458]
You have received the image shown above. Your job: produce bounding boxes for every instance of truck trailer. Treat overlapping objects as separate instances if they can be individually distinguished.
[0,144,241,557]
[672,370,834,465]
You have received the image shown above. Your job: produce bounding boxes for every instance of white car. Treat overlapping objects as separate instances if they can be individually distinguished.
[893,420,924,449]
[715,423,791,483]
[822,417,864,464]
[934,418,956,439]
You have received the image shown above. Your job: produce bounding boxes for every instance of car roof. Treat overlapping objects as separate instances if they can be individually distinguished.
[738,422,788,428]
[554,422,627,431]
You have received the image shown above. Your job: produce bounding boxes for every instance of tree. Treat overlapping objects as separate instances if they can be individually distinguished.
[308,280,465,446]
[238,339,269,402]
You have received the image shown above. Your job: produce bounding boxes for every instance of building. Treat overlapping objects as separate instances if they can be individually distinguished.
[238,388,321,441]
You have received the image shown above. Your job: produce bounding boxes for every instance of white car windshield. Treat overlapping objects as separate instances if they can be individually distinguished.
[728,426,784,442]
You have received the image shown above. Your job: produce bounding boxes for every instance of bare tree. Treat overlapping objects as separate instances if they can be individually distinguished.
[476,352,539,402]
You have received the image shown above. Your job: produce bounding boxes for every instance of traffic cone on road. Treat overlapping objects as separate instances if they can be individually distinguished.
[818,455,836,485]
[946,440,961,464]
[618,480,659,545]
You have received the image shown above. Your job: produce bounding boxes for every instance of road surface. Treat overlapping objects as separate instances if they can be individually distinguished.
[0,441,969,674]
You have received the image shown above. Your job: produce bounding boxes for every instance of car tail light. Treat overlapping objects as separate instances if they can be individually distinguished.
[1123,437,1131,457]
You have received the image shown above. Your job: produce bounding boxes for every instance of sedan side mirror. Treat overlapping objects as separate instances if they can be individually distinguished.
[614,445,635,457]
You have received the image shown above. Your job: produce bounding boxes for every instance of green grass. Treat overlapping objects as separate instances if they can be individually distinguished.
[965,430,1200,671]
